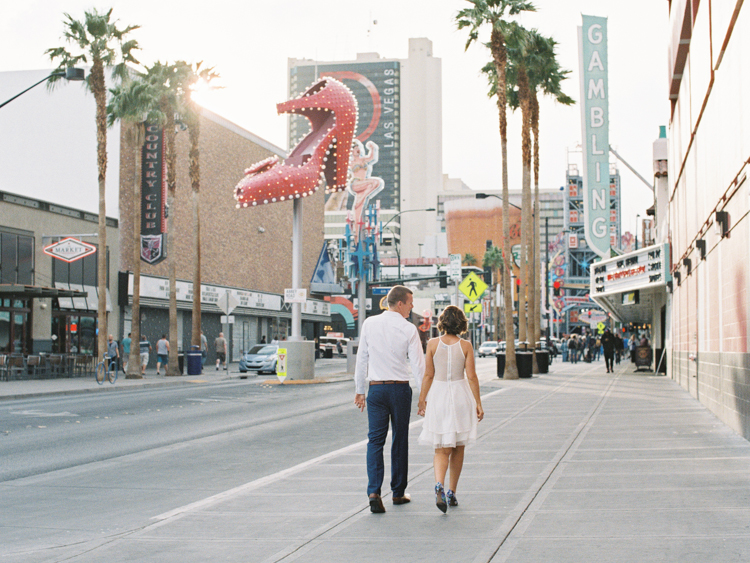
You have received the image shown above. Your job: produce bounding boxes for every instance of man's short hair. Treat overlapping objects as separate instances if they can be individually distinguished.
[387,285,413,308]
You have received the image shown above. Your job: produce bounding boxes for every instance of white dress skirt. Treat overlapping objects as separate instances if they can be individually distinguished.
[419,337,478,449]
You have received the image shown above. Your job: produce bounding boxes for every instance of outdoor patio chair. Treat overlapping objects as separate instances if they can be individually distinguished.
[7,355,26,380]
[0,354,7,381]
[26,355,48,379]
[48,354,68,378]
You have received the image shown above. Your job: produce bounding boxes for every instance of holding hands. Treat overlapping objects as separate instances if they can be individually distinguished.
[418,399,427,417]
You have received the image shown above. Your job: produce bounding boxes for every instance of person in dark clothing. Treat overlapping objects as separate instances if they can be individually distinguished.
[614,334,623,364]
[601,329,616,373]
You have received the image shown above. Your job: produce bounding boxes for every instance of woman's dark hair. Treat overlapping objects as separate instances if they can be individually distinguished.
[437,305,468,335]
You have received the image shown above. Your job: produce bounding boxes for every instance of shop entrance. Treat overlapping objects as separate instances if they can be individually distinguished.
[51,313,97,355]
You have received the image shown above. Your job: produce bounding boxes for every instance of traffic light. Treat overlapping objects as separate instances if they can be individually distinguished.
[483,266,492,284]
[553,279,562,296]
[439,270,448,288]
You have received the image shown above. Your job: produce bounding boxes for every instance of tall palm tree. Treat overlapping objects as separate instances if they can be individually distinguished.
[482,245,504,340]
[47,8,139,360]
[172,62,219,351]
[107,71,165,379]
[459,0,535,379]
[145,62,183,375]
[527,36,573,369]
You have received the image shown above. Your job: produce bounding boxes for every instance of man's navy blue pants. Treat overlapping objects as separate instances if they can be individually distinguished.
[366,383,412,497]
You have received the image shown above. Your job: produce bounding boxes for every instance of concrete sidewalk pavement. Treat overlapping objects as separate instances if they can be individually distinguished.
[0,357,353,400]
[16,359,749,562]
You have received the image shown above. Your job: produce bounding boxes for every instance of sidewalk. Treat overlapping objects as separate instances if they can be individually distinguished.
[0,357,353,401]
[22,359,750,562]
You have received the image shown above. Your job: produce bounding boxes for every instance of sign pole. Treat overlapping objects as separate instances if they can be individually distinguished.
[291,199,303,341]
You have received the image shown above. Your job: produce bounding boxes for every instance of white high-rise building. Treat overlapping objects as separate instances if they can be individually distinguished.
[288,38,442,262]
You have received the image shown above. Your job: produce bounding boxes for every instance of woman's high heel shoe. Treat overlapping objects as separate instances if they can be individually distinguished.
[234,77,358,207]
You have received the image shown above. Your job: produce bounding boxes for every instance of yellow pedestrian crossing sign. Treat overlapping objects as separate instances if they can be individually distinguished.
[464,303,482,313]
[459,272,488,301]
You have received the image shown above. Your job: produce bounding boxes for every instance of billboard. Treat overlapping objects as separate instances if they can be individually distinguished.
[578,15,610,259]
[289,61,401,213]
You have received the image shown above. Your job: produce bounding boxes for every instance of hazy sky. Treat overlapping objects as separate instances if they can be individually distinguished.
[2,0,668,234]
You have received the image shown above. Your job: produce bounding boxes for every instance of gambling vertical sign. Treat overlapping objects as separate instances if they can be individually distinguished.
[140,124,168,265]
[579,15,610,259]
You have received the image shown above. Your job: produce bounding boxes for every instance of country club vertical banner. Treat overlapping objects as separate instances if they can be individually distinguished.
[579,15,610,259]
[140,123,168,265]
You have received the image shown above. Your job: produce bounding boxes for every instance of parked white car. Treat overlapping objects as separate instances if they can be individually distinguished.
[478,341,500,357]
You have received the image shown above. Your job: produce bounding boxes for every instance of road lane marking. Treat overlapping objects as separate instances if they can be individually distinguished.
[10,410,79,417]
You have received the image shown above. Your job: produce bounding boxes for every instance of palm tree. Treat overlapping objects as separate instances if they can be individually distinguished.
[464,253,478,267]
[482,245,504,340]
[459,0,535,379]
[173,62,219,352]
[527,36,573,369]
[144,62,183,375]
[107,71,165,379]
[47,8,139,361]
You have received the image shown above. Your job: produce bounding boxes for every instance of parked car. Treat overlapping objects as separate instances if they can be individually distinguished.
[238,344,279,374]
[478,341,499,357]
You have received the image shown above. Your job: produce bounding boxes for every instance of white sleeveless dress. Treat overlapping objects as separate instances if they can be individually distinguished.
[419,337,478,448]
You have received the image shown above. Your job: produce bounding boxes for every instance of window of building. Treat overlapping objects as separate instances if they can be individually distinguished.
[0,231,35,285]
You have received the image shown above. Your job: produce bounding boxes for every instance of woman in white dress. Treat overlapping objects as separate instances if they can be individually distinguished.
[418,306,484,513]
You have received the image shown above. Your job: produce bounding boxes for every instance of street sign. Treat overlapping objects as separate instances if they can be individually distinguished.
[218,291,240,315]
[220,315,235,324]
[371,287,390,295]
[597,321,606,334]
[43,237,97,263]
[449,253,462,281]
[276,348,287,383]
[458,272,488,301]
[464,303,482,313]
[284,288,307,303]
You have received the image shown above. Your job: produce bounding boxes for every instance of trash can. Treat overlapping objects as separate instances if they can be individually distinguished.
[324,348,333,359]
[516,351,533,378]
[496,353,505,378]
[535,349,549,374]
[187,345,202,375]
[177,353,184,375]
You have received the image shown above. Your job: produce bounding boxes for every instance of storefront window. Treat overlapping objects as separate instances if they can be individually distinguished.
[52,314,97,355]
[0,301,30,354]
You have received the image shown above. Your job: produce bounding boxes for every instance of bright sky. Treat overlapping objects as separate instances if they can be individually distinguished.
[2,0,668,235]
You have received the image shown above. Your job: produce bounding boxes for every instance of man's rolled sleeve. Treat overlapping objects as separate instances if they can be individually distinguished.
[407,327,425,391]
[354,325,370,395]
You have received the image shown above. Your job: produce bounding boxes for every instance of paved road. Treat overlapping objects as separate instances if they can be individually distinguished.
[2,357,750,562]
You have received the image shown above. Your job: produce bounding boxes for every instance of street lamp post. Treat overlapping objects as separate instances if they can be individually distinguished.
[379,207,435,282]
[0,68,85,110]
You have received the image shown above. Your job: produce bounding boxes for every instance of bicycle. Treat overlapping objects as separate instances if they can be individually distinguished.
[95,354,118,385]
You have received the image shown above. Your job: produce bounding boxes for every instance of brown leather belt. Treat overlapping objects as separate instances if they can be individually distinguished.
[369,380,410,385]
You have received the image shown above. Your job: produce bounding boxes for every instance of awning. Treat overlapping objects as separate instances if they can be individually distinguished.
[589,242,671,324]
[0,283,87,299]
[54,282,112,312]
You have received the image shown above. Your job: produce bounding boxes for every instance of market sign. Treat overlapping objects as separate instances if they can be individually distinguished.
[590,243,671,298]
[43,237,96,263]
[579,14,610,259]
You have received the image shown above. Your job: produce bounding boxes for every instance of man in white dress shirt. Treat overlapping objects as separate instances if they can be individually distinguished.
[354,285,425,513]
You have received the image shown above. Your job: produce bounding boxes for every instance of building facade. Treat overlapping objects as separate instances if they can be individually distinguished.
[666,0,750,438]
[288,38,443,262]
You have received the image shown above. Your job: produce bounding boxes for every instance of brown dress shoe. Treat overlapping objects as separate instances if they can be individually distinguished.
[369,494,386,513]
[392,494,411,505]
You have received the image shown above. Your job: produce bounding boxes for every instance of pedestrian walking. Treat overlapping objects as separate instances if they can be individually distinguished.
[121,332,132,373]
[569,335,578,364]
[601,328,616,373]
[200,330,208,369]
[106,334,120,372]
[156,334,169,375]
[139,335,151,375]
[417,306,484,513]
[354,285,425,514]
[615,333,623,364]
[215,332,228,371]
[629,334,637,363]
